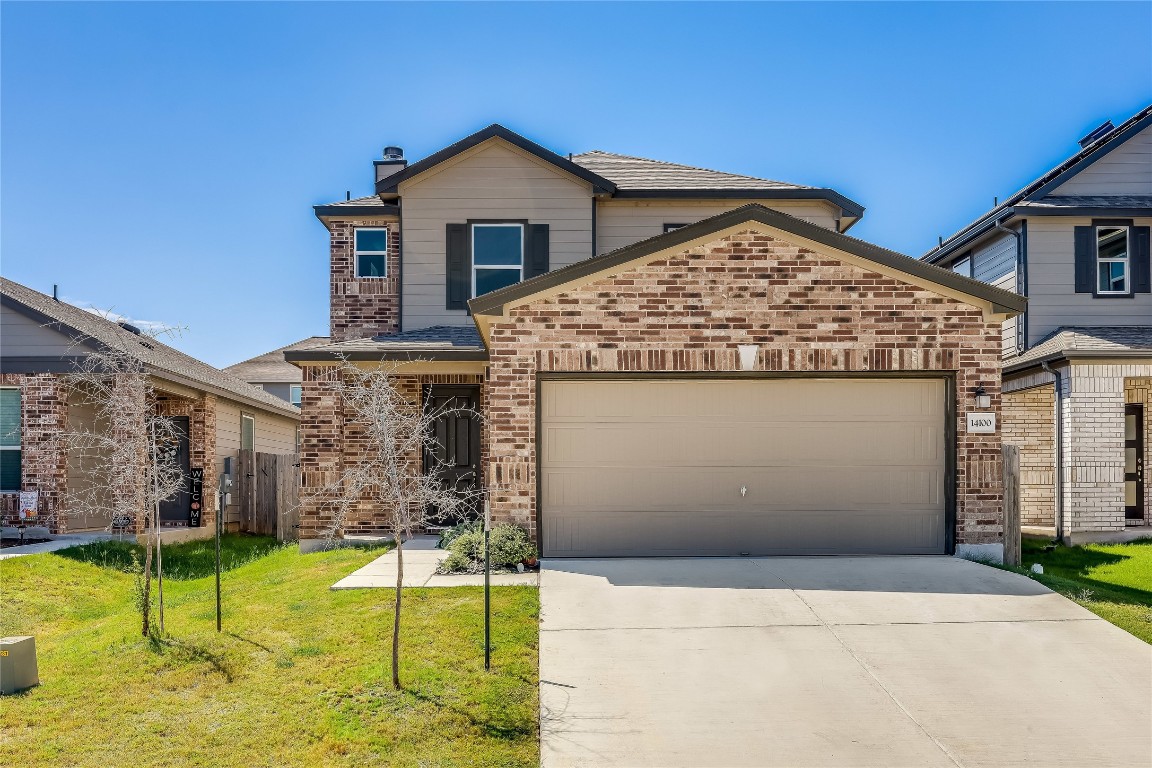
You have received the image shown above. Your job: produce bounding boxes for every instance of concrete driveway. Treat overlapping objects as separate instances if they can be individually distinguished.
[539,557,1152,768]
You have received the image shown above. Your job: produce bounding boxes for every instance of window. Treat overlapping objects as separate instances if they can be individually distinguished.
[952,256,972,277]
[241,413,255,451]
[355,228,389,278]
[472,223,523,297]
[289,385,302,406]
[0,388,20,492]
[1097,226,1130,294]
[663,223,688,233]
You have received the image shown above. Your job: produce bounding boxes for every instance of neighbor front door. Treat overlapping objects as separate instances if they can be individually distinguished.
[1126,404,1144,522]
[158,416,192,525]
[423,385,482,527]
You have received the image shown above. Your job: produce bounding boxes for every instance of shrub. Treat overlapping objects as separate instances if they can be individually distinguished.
[437,519,481,550]
[436,523,536,574]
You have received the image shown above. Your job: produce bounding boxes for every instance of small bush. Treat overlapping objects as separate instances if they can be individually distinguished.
[436,523,536,574]
[437,519,481,550]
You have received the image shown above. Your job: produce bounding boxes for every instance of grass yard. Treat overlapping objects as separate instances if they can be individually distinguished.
[0,535,540,768]
[1017,537,1152,644]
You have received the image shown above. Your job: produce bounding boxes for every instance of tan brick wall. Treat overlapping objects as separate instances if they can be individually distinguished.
[1003,384,1055,527]
[484,229,1005,547]
[329,218,401,343]
[0,373,68,533]
[298,367,484,539]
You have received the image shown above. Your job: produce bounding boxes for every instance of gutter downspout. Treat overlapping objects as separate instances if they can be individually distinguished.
[994,218,1025,356]
[1042,361,1064,543]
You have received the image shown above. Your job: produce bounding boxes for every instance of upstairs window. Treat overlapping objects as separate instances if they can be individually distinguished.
[0,388,20,492]
[1096,226,1129,295]
[355,228,389,278]
[290,385,302,406]
[472,223,523,297]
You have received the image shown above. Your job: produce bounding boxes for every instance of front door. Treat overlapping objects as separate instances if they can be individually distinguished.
[1125,404,1145,522]
[158,416,192,525]
[423,385,482,527]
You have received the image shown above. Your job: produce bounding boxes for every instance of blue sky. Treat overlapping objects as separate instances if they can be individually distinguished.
[2,1,1149,367]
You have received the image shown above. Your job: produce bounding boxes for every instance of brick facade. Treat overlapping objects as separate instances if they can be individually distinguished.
[297,366,483,539]
[155,391,219,531]
[329,218,401,343]
[0,373,68,532]
[1002,384,1056,527]
[483,229,1006,547]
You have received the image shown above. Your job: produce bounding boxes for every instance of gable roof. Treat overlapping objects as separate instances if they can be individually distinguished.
[924,104,1152,263]
[469,203,1026,341]
[374,124,618,195]
[0,278,300,418]
[572,151,865,222]
[224,336,329,383]
[284,325,486,363]
[314,195,399,218]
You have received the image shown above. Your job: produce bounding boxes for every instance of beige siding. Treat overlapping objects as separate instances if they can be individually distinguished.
[65,389,112,530]
[1,305,77,357]
[595,199,840,255]
[1051,125,1152,196]
[215,397,297,525]
[399,139,594,329]
[1024,216,1152,347]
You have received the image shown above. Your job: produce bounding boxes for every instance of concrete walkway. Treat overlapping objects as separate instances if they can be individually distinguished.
[331,535,538,588]
[540,556,1152,768]
[0,531,127,560]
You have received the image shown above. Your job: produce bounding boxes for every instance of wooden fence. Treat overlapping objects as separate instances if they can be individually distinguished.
[1002,443,1021,566]
[237,450,300,542]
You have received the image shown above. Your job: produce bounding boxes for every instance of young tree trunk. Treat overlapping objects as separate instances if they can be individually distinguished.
[149,419,166,634]
[141,530,154,638]
[392,535,403,690]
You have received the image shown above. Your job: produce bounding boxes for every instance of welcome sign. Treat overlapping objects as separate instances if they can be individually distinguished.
[189,468,204,527]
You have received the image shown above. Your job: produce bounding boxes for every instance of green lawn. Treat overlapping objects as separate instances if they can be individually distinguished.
[0,535,540,767]
[1018,537,1152,644]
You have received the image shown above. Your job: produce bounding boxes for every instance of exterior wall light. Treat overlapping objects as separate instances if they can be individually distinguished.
[974,386,991,410]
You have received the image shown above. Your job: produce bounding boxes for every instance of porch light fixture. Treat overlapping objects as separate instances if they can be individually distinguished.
[974,386,991,410]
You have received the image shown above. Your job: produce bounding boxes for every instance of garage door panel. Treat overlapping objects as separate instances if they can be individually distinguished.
[540,378,948,557]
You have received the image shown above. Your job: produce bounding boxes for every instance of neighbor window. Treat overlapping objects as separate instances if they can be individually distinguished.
[289,385,302,406]
[0,388,20,492]
[472,223,523,297]
[241,413,255,451]
[355,228,389,278]
[1097,226,1130,294]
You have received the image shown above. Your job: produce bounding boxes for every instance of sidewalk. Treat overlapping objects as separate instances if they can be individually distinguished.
[331,535,538,589]
[0,531,127,560]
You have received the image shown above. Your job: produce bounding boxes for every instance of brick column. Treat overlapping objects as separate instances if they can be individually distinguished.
[0,374,69,533]
[298,365,343,549]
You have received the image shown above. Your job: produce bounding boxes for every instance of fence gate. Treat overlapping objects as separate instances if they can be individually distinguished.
[237,450,300,541]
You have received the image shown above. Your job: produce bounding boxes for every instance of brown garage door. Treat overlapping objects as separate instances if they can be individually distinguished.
[540,378,947,557]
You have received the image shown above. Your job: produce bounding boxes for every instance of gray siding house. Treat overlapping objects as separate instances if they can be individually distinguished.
[924,105,1152,543]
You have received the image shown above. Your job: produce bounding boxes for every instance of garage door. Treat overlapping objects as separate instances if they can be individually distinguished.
[540,378,947,557]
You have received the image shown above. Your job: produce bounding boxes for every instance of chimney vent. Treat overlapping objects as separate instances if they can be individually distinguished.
[375,146,408,185]
[383,146,404,161]
[1077,120,1115,149]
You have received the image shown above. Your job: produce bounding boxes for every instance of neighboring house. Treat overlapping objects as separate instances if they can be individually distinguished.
[922,105,1152,544]
[225,336,329,405]
[0,278,301,537]
[291,124,1025,560]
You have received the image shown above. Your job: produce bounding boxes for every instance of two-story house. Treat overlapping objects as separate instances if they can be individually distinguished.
[923,105,1152,544]
[290,124,1024,561]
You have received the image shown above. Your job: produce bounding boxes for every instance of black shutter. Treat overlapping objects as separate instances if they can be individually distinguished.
[1132,226,1151,293]
[1073,226,1095,294]
[445,223,470,309]
[525,223,550,279]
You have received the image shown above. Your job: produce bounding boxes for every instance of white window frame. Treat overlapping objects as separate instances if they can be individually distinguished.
[1096,225,1131,295]
[471,223,524,299]
[241,413,255,451]
[354,227,389,279]
[0,387,20,493]
[289,385,302,406]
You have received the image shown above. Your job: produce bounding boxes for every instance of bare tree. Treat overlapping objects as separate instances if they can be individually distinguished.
[62,324,187,637]
[303,359,480,689]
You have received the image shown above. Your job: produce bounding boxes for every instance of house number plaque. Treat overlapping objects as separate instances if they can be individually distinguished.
[966,413,996,434]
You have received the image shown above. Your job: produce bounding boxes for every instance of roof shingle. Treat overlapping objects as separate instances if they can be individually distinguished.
[224,336,329,383]
[571,151,808,191]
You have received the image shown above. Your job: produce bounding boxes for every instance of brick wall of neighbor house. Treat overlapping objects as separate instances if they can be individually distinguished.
[483,229,1005,546]
[154,391,218,530]
[329,218,402,343]
[1003,385,1056,527]
[1124,377,1152,525]
[1059,363,1152,534]
[0,373,69,533]
[298,367,484,538]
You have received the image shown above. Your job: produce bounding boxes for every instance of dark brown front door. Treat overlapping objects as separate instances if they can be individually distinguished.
[423,385,482,527]
[1126,404,1145,522]
[158,416,191,525]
